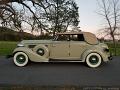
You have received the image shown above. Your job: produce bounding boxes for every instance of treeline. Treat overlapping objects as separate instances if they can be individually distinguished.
[0,27,53,41]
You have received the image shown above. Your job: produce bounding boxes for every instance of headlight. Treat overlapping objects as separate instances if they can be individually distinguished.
[17,43,24,47]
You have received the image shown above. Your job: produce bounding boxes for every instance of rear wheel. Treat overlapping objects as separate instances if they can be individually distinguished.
[13,52,28,67]
[86,53,102,68]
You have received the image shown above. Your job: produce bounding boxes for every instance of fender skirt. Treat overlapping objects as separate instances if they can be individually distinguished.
[13,47,49,62]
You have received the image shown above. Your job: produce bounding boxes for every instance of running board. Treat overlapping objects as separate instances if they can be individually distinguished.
[49,59,83,62]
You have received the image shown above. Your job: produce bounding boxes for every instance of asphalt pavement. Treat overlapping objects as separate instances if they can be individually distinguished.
[0,56,120,86]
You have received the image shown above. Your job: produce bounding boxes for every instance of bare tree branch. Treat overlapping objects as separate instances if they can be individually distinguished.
[97,0,120,55]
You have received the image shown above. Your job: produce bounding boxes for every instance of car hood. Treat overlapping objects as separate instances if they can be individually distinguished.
[21,40,53,44]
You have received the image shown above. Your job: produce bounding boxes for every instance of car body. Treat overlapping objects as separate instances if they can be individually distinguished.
[12,31,112,68]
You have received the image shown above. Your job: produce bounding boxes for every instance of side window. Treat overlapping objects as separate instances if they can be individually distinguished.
[57,35,69,41]
[78,34,85,41]
[70,34,85,41]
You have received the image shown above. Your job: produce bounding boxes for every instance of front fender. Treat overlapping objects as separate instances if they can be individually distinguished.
[13,47,49,62]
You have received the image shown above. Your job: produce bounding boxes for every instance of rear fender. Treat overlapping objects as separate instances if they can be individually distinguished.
[81,49,108,62]
[13,47,49,62]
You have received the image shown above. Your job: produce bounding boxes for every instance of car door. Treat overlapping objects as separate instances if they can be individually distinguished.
[50,35,70,59]
[50,41,69,59]
[69,34,88,60]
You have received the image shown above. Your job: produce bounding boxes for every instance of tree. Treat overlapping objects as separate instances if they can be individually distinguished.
[0,0,79,37]
[45,0,79,37]
[97,0,120,55]
[0,0,44,32]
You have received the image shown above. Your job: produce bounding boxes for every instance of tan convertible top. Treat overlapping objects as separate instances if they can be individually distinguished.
[57,32,83,35]
[57,31,98,45]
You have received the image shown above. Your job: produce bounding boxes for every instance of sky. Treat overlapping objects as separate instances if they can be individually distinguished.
[75,0,101,34]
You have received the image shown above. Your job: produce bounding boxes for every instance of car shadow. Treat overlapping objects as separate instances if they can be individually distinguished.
[28,61,86,67]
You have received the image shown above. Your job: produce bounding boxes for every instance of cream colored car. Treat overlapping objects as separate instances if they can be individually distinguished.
[12,31,112,68]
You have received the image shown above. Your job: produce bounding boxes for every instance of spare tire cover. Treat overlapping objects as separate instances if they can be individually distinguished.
[33,45,49,58]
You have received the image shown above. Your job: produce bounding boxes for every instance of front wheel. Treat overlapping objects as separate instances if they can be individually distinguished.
[13,52,29,67]
[86,53,102,68]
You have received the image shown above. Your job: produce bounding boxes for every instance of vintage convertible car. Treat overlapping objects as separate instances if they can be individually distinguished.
[12,31,112,68]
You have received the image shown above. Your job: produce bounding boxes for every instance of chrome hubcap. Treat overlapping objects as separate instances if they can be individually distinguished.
[37,48,44,56]
[16,54,26,64]
[89,55,99,65]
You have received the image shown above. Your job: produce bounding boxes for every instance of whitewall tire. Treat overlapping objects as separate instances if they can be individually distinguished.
[86,53,102,68]
[13,52,29,67]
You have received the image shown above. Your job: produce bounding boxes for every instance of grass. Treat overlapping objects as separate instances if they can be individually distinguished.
[0,41,120,56]
[0,41,17,56]
[106,42,120,56]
